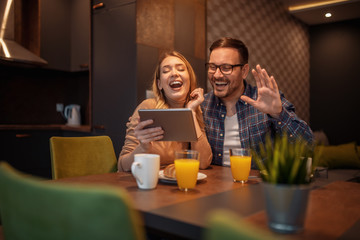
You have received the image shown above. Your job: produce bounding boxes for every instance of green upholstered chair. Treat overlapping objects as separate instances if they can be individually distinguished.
[50,136,118,179]
[0,162,145,240]
[204,209,277,240]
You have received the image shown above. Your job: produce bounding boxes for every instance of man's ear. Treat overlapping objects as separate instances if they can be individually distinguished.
[242,63,250,79]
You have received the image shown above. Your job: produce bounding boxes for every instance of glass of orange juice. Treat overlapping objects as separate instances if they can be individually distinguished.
[174,150,200,191]
[229,148,251,183]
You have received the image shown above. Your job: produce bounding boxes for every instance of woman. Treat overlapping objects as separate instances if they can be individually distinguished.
[118,51,212,171]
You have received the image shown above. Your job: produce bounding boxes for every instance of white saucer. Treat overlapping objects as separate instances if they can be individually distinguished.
[158,170,207,183]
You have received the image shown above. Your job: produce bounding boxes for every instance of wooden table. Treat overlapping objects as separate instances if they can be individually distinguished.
[52,165,360,240]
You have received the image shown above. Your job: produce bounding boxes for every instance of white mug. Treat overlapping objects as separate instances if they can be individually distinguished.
[131,154,160,190]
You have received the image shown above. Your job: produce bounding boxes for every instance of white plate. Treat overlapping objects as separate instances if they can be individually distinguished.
[158,170,207,183]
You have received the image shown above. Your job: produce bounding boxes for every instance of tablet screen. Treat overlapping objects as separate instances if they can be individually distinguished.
[138,108,197,142]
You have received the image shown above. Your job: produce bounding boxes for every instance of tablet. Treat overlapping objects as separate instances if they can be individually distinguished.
[138,108,197,142]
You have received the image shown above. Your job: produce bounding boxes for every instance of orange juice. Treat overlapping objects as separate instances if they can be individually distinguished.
[174,159,199,190]
[230,156,251,182]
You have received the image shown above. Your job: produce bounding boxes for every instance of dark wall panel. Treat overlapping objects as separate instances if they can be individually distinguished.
[92,1,137,155]
[310,18,360,145]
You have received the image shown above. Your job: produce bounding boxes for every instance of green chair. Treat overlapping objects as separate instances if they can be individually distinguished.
[204,209,277,240]
[50,136,118,179]
[0,162,145,240]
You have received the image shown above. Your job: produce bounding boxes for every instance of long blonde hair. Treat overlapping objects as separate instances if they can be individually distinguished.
[151,50,205,129]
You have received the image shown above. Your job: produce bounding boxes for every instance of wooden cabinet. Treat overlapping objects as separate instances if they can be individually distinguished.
[0,130,60,179]
[91,0,137,155]
[0,130,92,179]
[40,0,90,72]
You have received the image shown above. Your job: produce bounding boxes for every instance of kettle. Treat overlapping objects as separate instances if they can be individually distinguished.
[64,104,81,126]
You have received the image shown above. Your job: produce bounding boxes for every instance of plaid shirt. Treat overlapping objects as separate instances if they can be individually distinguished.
[201,80,314,167]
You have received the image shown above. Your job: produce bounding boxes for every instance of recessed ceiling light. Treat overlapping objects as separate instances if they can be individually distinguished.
[325,12,332,18]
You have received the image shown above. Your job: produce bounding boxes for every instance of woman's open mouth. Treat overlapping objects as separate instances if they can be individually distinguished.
[169,80,183,89]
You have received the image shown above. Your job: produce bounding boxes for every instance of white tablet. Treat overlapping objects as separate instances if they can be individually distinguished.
[138,108,197,142]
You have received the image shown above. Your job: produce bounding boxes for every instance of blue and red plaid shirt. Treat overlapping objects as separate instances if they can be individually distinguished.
[201,80,314,167]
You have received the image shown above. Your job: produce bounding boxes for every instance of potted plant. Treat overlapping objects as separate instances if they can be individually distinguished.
[252,134,321,234]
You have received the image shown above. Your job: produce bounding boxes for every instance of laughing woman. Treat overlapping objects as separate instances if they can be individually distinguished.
[118,51,212,171]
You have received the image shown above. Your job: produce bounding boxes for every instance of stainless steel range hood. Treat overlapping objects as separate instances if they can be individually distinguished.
[0,0,47,66]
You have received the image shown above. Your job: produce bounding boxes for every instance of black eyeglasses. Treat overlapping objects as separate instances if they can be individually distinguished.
[205,63,245,75]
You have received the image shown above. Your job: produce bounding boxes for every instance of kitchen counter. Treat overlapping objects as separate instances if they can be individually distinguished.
[0,124,92,132]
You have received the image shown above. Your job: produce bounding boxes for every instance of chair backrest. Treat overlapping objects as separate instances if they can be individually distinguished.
[0,162,145,240]
[50,136,117,179]
[204,209,277,240]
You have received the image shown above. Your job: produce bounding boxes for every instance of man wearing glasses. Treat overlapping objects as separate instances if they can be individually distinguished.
[201,37,313,167]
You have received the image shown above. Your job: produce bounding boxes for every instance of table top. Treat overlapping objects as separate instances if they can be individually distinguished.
[54,166,261,211]
[53,165,360,240]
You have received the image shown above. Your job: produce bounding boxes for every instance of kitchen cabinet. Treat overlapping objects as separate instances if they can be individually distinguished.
[40,0,90,72]
[91,0,137,155]
[0,1,138,178]
[0,0,91,126]
[0,130,92,179]
[0,130,60,179]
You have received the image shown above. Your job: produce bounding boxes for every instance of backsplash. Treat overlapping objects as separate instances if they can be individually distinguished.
[0,64,89,125]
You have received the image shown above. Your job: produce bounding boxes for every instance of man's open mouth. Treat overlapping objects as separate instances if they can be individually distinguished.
[215,81,228,87]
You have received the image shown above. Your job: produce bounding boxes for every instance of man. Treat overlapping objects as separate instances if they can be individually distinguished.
[201,37,313,167]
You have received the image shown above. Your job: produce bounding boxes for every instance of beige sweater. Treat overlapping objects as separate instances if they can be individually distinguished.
[118,99,212,171]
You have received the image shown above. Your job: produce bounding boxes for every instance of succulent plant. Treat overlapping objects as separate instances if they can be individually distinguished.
[252,134,321,185]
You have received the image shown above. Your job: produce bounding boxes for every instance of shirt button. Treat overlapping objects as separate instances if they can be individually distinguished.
[278,121,282,125]
[218,153,222,157]
[220,133,223,137]
[221,114,225,118]
[290,134,293,138]
[244,102,247,105]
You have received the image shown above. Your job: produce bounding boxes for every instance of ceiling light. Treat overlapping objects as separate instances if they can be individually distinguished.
[288,0,350,12]
[325,12,332,17]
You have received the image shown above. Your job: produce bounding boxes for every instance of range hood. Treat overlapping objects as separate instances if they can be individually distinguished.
[0,0,47,66]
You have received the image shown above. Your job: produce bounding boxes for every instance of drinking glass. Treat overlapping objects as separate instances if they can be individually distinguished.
[174,150,199,191]
[229,148,251,183]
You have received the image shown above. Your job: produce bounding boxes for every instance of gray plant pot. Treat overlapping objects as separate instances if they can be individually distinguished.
[263,182,311,234]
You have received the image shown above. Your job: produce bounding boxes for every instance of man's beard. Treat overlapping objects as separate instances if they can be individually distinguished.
[211,77,243,99]
[211,77,230,98]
